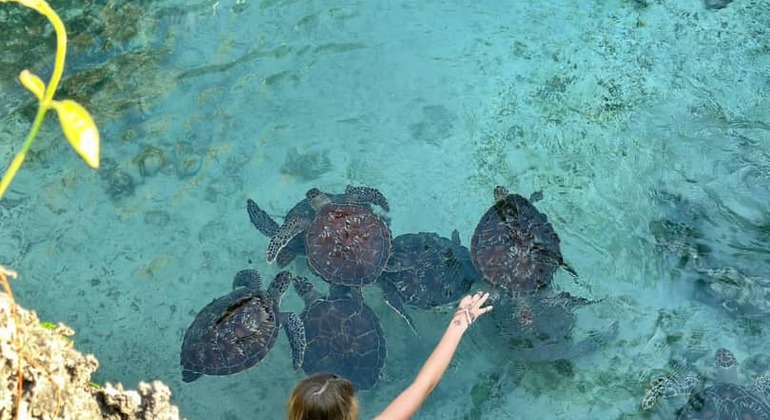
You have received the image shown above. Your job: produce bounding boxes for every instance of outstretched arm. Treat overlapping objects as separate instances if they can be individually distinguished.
[374,291,493,420]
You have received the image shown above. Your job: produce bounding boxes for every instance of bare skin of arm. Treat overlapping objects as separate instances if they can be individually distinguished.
[373,291,493,420]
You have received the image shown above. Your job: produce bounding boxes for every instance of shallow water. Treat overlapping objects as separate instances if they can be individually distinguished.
[1,0,769,418]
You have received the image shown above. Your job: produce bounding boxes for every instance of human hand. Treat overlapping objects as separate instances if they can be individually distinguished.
[451,291,493,330]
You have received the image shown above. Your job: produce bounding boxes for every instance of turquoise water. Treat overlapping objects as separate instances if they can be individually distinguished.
[1,0,769,418]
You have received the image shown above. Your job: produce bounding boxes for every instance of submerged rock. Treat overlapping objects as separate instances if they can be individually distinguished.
[0,292,182,419]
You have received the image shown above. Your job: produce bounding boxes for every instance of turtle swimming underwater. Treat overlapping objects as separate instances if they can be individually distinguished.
[650,189,770,319]
[642,347,770,419]
[290,187,391,289]
[486,290,619,362]
[247,185,389,267]
[286,276,387,391]
[180,270,301,382]
[470,186,576,297]
[376,230,477,328]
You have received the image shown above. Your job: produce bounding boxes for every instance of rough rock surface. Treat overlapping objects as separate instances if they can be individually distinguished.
[0,292,183,419]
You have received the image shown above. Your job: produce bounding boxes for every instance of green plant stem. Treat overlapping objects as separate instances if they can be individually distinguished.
[0,0,68,198]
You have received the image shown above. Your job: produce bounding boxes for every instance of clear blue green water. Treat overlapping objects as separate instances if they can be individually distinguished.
[1,0,769,418]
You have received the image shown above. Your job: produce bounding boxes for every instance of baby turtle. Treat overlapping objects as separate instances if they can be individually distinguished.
[642,348,770,418]
[247,185,389,268]
[471,186,576,297]
[377,230,477,328]
[486,290,619,362]
[180,270,301,382]
[286,276,387,391]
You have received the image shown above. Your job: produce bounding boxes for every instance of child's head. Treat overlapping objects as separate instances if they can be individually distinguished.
[287,373,359,420]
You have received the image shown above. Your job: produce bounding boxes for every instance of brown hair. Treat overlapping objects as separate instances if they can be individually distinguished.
[287,373,359,420]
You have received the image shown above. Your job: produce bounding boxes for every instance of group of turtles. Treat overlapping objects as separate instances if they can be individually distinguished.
[641,189,770,418]
[179,185,619,392]
[641,347,770,418]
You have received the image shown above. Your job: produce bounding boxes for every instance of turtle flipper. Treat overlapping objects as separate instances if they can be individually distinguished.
[292,275,322,307]
[450,229,461,245]
[247,199,280,237]
[641,374,699,411]
[344,185,390,212]
[751,374,770,401]
[266,215,307,264]
[378,279,417,334]
[283,312,306,371]
[276,248,297,267]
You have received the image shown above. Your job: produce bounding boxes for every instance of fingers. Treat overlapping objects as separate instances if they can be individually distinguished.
[456,290,493,319]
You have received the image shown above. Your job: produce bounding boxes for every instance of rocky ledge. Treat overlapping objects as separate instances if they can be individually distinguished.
[0,292,182,419]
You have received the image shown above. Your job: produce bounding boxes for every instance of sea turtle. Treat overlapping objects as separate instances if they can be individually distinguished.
[286,276,387,391]
[641,347,770,418]
[247,185,389,267]
[266,187,392,290]
[376,230,477,327]
[470,186,576,298]
[485,290,619,361]
[650,189,770,319]
[179,270,301,382]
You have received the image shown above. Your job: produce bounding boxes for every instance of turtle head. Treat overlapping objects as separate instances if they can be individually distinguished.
[306,188,330,210]
[268,271,292,302]
[493,186,510,202]
[232,269,262,291]
[714,347,739,383]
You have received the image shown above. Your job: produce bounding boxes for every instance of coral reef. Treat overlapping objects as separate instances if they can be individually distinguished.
[0,292,182,419]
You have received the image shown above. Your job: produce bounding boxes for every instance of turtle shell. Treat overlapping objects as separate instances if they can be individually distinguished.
[306,203,391,287]
[471,188,564,295]
[179,272,288,382]
[300,295,387,391]
[381,231,477,309]
[678,382,770,419]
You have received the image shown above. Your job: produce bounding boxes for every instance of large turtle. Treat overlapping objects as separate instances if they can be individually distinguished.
[470,186,576,298]
[263,187,392,296]
[286,276,387,391]
[180,270,301,382]
[246,185,389,267]
[485,290,619,361]
[376,230,477,329]
[642,348,770,418]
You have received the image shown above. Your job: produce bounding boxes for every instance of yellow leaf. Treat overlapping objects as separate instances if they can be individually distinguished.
[52,100,100,168]
[19,70,46,101]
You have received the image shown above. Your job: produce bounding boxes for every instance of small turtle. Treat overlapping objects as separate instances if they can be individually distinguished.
[376,230,477,327]
[247,185,389,267]
[486,290,619,361]
[180,270,301,382]
[470,186,576,297]
[642,348,770,418]
[286,276,387,391]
